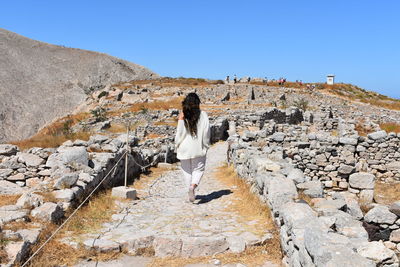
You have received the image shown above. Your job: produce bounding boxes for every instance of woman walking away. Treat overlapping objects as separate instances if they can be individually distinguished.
[175,93,210,202]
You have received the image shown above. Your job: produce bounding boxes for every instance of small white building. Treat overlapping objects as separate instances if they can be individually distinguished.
[327,74,335,85]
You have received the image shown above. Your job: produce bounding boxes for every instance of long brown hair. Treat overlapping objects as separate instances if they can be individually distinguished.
[182,93,201,137]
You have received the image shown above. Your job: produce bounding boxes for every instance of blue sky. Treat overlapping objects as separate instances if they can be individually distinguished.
[1,0,399,98]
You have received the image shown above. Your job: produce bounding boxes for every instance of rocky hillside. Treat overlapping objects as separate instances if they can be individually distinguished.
[0,28,158,143]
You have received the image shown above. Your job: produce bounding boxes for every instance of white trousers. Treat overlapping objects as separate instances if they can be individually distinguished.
[180,155,206,188]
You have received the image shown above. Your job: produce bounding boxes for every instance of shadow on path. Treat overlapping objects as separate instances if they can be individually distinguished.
[195,189,232,204]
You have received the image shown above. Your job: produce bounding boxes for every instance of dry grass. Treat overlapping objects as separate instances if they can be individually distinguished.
[0,232,9,264]
[25,223,123,267]
[154,120,178,127]
[374,181,400,205]
[144,133,164,140]
[215,164,274,232]
[149,241,282,267]
[128,97,184,112]
[1,220,38,232]
[380,122,400,133]
[213,163,282,265]
[0,195,21,206]
[36,191,58,203]
[11,131,91,150]
[355,122,371,137]
[61,190,117,236]
[115,77,224,89]
[106,122,128,133]
[132,165,174,197]
[297,190,313,207]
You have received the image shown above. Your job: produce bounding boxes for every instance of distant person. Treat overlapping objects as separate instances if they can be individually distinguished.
[233,74,237,84]
[226,75,230,84]
[247,77,251,83]
[175,93,210,203]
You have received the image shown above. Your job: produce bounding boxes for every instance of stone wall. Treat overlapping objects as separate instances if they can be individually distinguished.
[227,133,399,266]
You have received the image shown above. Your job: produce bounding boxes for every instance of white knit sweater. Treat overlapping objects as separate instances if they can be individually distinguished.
[175,111,210,160]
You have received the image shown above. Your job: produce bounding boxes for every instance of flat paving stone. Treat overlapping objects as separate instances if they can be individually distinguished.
[74,142,273,265]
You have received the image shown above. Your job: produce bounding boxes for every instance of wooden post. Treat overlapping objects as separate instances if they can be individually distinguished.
[125,125,129,188]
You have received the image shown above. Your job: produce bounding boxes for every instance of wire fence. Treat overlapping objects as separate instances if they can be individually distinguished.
[21,139,170,266]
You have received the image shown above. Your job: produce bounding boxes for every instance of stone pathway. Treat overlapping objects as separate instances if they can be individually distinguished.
[73,142,277,266]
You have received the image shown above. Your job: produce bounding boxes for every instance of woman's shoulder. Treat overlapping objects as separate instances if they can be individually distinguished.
[200,110,209,119]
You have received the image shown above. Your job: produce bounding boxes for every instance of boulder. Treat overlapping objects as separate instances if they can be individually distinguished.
[52,189,75,202]
[365,205,397,225]
[357,241,399,266]
[349,172,375,189]
[16,193,44,209]
[280,202,317,231]
[389,201,400,217]
[252,157,281,172]
[268,176,298,211]
[46,146,88,168]
[0,144,19,156]
[271,132,286,142]
[5,241,31,264]
[339,137,358,146]
[226,236,246,253]
[297,181,323,198]
[0,180,24,195]
[53,173,79,189]
[337,164,355,175]
[18,153,45,167]
[287,168,305,184]
[386,161,400,172]
[368,130,387,140]
[0,205,29,225]
[7,173,25,181]
[390,229,400,243]
[0,168,13,178]
[31,202,64,223]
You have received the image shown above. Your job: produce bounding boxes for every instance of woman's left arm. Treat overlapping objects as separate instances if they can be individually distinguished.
[202,112,211,149]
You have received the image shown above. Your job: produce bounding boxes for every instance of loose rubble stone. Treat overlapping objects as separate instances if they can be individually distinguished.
[7,173,25,181]
[0,205,29,225]
[16,193,44,209]
[365,205,397,225]
[389,201,400,217]
[349,172,375,189]
[31,202,64,223]
[368,130,387,140]
[18,153,45,167]
[390,229,400,243]
[5,241,31,264]
[357,241,399,266]
[0,180,24,195]
[0,144,19,156]
[54,173,79,189]
[287,168,305,184]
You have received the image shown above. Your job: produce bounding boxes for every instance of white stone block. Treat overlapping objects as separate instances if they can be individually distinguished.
[112,186,137,200]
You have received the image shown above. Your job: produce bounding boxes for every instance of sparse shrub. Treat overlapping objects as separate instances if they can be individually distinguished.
[270,100,277,107]
[90,107,108,122]
[62,119,73,136]
[97,91,109,99]
[140,106,149,114]
[293,98,309,111]
[279,100,288,109]
[379,122,400,133]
